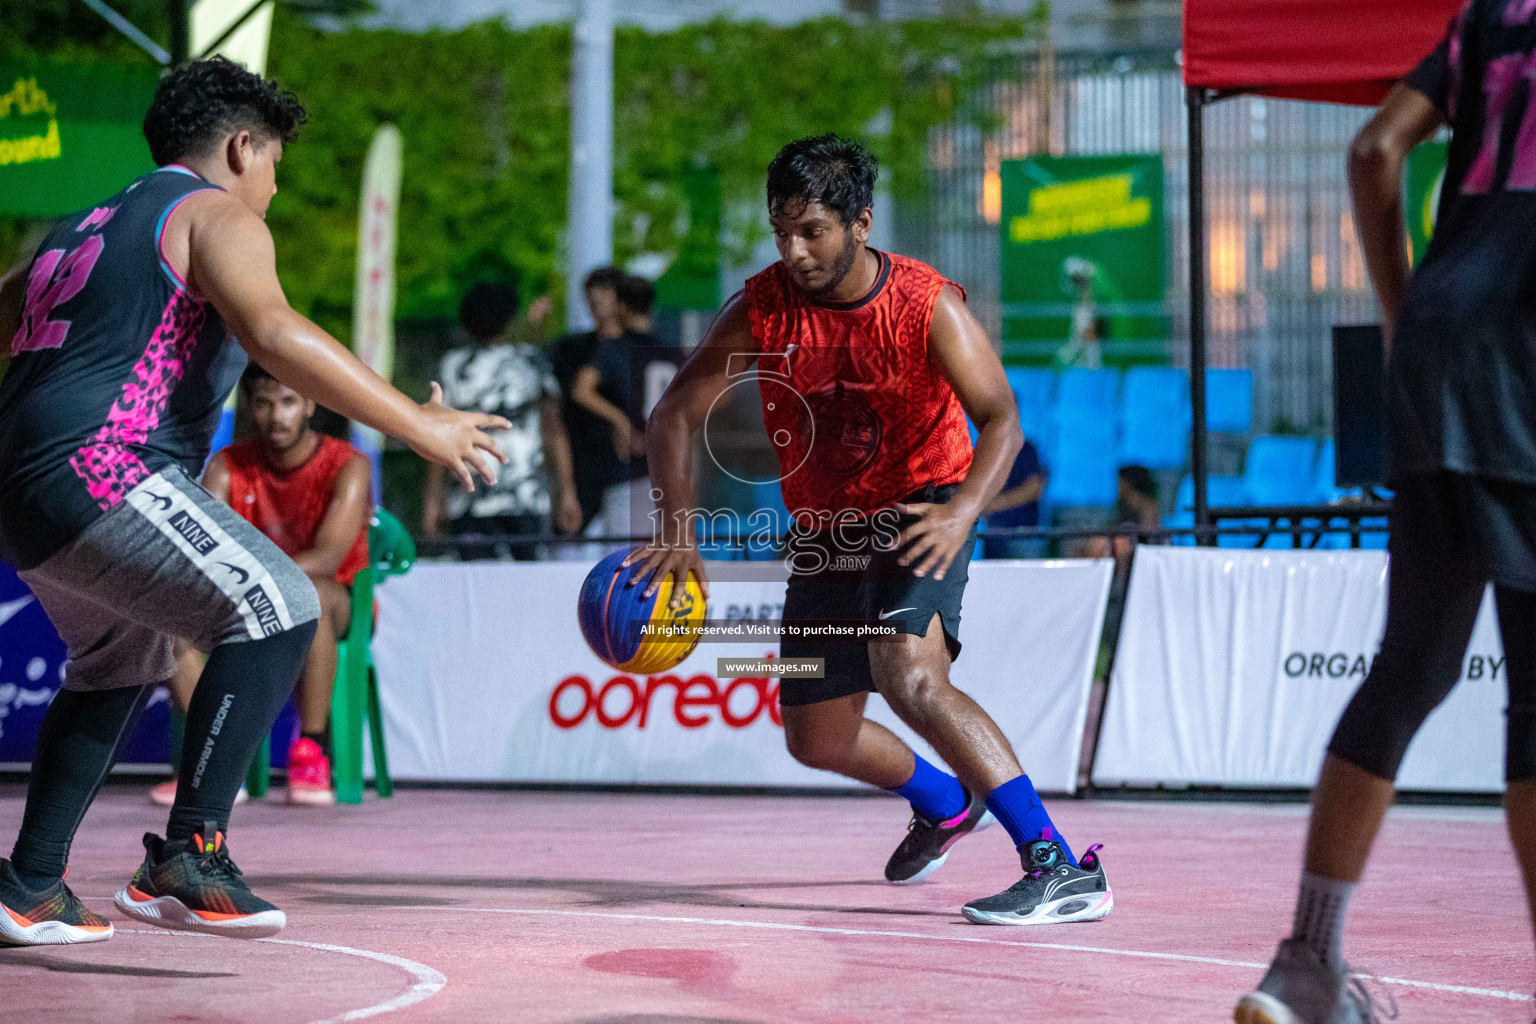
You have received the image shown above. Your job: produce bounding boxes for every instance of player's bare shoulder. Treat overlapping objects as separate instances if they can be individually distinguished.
[706,289,755,349]
[165,188,270,291]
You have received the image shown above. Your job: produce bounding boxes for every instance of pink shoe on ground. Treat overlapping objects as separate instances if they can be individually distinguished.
[286,738,336,806]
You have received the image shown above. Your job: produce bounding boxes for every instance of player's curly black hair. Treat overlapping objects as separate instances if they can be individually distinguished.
[766,134,878,225]
[143,57,307,167]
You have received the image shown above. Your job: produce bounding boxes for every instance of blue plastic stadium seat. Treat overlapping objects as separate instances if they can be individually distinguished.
[1047,431,1118,506]
[746,480,790,560]
[1005,367,1056,464]
[1242,436,1319,506]
[1206,369,1254,433]
[1118,367,1191,470]
[1312,437,1343,504]
[1046,369,1119,506]
[1055,368,1120,427]
[1169,474,1246,546]
[1174,473,1248,512]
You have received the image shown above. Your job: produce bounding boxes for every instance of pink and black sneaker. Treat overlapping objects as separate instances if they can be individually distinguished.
[884,788,996,884]
[286,738,335,807]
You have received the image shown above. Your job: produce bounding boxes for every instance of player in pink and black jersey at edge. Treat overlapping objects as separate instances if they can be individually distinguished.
[1238,4,1536,1023]
[0,57,509,945]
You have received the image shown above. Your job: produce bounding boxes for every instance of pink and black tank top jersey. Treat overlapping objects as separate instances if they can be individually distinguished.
[0,166,248,570]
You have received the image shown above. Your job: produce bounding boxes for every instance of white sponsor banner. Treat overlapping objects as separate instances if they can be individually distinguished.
[1094,546,1506,792]
[373,559,1112,793]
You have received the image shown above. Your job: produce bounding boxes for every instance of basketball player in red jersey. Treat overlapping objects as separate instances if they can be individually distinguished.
[632,135,1111,924]
[154,364,371,807]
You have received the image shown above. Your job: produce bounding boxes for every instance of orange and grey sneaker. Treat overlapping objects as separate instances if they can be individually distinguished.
[113,825,285,938]
[0,859,112,945]
[286,737,336,806]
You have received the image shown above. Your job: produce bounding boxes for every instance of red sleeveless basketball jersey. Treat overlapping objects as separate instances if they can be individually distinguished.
[223,435,370,585]
[743,250,974,519]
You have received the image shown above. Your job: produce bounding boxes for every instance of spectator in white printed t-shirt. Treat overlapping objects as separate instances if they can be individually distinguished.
[423,282,582,559]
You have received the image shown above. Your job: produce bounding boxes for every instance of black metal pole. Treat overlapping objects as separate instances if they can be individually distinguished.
[1187,85,1211,545]
[168,0,190,66]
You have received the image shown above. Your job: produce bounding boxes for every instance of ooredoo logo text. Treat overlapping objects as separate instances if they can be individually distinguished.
[549,671,783,730]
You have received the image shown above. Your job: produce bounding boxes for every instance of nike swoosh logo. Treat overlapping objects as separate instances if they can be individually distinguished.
[0,595,35,629]
[878,607,917,620]
[218,562,251,585]
[146,492,173,511]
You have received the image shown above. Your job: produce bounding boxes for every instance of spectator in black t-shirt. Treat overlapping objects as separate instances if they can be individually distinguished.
[573,275,677,541]
[548,267,626,530]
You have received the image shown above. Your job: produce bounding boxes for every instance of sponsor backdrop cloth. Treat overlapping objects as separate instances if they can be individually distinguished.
[372,559,1113,793]
[1094,546,1507,792]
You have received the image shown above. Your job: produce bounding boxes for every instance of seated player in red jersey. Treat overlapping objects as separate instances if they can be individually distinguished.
[153,364,370,807]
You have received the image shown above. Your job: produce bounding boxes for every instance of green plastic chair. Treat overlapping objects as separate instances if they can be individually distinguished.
[246,508,415,803]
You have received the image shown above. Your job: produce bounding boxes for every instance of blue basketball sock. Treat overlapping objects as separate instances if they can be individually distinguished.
[985,774,1076,866]
[890,754,967,823]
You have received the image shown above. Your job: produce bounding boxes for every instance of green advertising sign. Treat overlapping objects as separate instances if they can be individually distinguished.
[0,61,159,219]
[1404,141,1448,266]
[999,155,1166,364]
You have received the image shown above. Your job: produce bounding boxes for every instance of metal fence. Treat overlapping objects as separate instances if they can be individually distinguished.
[895,48,1383,439]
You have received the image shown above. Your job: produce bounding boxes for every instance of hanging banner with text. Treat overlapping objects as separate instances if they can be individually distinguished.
[1093,547,1506,793]
[372,559,1113,793]
[0,61,158,218]
[349,124,402,502]
[999,154,1166,359]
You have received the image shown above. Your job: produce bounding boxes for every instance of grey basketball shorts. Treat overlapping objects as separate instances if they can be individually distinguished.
[19,464,320,692]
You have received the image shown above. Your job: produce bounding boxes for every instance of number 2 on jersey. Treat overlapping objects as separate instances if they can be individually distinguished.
[12,234,105,355]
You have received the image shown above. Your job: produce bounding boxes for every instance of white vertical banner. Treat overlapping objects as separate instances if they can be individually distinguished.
[372,560,1112,793]
[1094,546,1507,792]
[350,125,402,500]
[192,0,274,73]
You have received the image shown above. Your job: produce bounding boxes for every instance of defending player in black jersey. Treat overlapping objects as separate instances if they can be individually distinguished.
[1238,5,1536,1022]
[0,58,508,945]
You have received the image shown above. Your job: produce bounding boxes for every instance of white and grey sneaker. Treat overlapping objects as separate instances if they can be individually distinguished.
[1235,939,1395,1024]
[961,839,1112,925]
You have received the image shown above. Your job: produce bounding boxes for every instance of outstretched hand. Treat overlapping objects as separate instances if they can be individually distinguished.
[411,382,512,492]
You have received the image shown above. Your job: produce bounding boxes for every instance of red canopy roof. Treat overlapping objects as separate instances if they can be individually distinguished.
[1184,0,1465,104]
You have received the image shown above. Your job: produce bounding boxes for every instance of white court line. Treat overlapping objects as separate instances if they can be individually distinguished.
[119,928,446,1023]
[398,905,1534,1004]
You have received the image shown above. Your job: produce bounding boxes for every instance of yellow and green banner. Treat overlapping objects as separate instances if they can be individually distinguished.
[999,155,1166,362]
[0,61,158,218]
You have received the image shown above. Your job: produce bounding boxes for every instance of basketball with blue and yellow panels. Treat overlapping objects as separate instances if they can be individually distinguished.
[578,546,706,672]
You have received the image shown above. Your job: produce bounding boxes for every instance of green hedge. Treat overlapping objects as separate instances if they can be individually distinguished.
[5,6,1042,337]
[263,9,1041,335]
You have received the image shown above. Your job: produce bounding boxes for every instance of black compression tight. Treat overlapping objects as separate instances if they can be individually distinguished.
[166,620,316,844]
[11,682,156,882]
[1329,568,1536,782]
